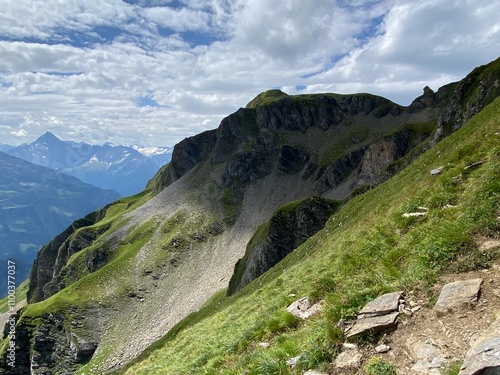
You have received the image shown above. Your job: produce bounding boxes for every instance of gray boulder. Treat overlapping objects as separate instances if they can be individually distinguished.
[459,317,500,375]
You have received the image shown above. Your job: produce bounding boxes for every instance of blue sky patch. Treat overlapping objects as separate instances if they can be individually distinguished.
[136,96,160,107]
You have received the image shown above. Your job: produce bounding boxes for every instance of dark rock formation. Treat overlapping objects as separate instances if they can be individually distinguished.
[432,57,500,143]
[153,129,218,193]
[314,147,366,194]
[151,91,424,197]
[227,196,341,295]
[0,311,97,375]
[408,86,437,112]
[277,145,310,174]
[28,205,111,303]
[219,150,273,188]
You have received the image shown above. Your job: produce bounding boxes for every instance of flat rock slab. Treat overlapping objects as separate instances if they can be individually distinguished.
[459,317,500,375]
[359,291,403,316]
[334,343,362,368]
[286,297,322,320]
[346,312,399,338]
[434,279,483,312]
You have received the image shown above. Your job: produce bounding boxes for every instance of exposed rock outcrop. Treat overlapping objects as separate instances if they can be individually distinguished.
[227,196,340,295]
[0,310,99,375]
[153,129,218,193]
[460,316,500,375]
[432,57,500,143]
[27,206,111,303]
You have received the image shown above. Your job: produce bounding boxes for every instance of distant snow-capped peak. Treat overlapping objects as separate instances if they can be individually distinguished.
[132,145,173,157]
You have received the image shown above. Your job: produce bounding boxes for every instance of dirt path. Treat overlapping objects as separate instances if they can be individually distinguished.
[331,258,500,374]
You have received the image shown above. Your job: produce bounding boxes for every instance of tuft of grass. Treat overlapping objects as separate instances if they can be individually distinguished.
[364,357,397,375]
[443,361,462,375]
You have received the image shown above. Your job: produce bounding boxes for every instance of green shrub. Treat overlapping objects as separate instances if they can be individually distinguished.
[364,357,397,375]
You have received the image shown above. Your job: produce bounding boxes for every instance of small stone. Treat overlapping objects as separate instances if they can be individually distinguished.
[375,344,391,353]
[258,342,270,349]
[286,297,322,319]
[402,212,427,218]
[434,279,483,313]
[431,167,443,175]
[359,291,403,316]
[347,312,399,338]
[411,305,421,313]
[479,240,500,251]
[342,343,357,350]
[286,355,301,368]
[334,343,362,368]
[303,371,328,375]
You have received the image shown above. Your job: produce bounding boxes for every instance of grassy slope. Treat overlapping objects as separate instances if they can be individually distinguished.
[0,280,28,314]
[119,97,500,375]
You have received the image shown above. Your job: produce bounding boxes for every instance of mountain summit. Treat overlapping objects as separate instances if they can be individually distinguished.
[6,134,162,196]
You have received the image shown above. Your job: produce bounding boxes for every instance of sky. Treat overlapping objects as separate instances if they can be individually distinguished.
[0,0,499,147]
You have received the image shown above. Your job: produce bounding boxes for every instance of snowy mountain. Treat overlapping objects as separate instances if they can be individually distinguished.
[6,132,163,196]
[132,145,173,167]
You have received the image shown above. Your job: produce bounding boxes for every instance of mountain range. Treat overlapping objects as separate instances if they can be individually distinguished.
[0,152,120,299]
[4,133,172,196]
[0,58,499,374]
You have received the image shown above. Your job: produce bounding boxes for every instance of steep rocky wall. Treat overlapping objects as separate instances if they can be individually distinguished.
[27,205,111,304]
[152,129,218,193]
[227,196,341,295]
[432,57,500,143]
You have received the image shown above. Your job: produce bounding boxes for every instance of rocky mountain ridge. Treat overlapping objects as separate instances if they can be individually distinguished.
[1,58,499,375]
[6,132,163,196]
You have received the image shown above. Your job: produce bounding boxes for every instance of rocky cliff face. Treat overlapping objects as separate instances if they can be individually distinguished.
[432,57,500,143]
[3,59,499,375]
[27,205,111,303]
[152,88,446,202]
[227,196,341,295]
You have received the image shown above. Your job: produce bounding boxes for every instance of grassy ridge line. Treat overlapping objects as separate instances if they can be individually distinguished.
[118,97,499,375]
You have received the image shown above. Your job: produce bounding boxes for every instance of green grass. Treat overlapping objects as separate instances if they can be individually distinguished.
[364,357,397,375]
[118,97,500,374]
[0,279,28,313]
[246,90,289,108]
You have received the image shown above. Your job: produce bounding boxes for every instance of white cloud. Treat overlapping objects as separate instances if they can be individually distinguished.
[0,0,498,147]
[141,6,211,32]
